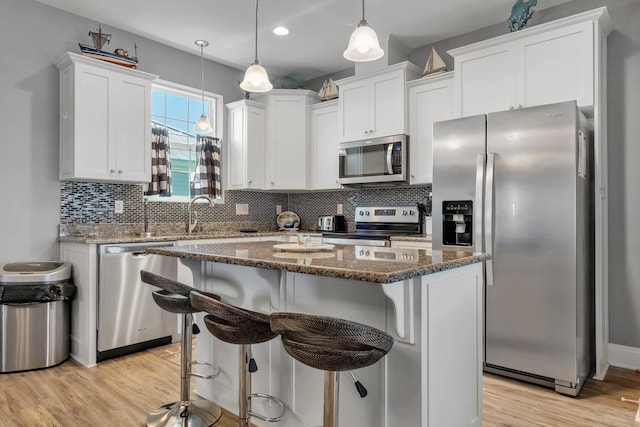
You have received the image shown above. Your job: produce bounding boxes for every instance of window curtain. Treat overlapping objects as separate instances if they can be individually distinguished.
[191,135,221,198]
[144,126,172,196]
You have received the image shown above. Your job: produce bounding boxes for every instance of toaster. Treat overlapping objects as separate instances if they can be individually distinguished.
[317,215,347,232]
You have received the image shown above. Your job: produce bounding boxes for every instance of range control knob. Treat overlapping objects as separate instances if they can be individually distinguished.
[402,210,408,215]
[359,250,365,256]
[365,250,370,256]
[409,210,415,215]
[365,211,370,216]
[359,210,364,216]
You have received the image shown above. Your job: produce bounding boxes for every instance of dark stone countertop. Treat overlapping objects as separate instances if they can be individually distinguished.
[147,241,489,284]
[57,230,317,244]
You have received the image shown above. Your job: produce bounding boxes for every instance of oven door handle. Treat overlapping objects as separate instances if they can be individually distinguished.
[386,144,393,175]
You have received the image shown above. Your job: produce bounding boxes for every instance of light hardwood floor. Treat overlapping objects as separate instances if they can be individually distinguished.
[1,343,639,426]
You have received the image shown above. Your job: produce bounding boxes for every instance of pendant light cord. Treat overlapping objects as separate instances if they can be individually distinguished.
[253,0,259,63]
[362,0,365,20]
[200,43,205,115]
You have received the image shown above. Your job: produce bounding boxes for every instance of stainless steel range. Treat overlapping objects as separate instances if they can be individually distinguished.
[322,206,423,247]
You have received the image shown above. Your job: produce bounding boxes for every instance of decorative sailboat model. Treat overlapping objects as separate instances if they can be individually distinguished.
[79,25,139,69]
[318,78,339,101]
[422,47,448,76]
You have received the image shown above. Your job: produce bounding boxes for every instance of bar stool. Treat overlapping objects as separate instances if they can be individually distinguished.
[190,291,286,427]
[140,270,223,427]
[270,313,394,427]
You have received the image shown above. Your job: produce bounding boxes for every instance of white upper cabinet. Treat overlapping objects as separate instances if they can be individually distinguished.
[450,8,609,118]
[254,90,318,190]
[309,100,341,190]
[55,53,157,183]
[408,72,454,185]
[337,62,421,142]
[226,100,266,190]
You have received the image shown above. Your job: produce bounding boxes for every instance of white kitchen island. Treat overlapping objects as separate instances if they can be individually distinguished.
[149,242,488,427]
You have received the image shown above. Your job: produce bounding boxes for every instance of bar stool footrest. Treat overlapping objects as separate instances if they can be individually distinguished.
[248,393,286,423]
[191,360,221,380]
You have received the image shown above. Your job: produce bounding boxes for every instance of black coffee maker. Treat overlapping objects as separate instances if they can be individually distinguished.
[442,200,473,247]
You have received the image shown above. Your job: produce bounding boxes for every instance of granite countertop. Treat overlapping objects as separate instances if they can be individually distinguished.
[57,230,429,245]
[147,241,488,284]
[57,230,321,244]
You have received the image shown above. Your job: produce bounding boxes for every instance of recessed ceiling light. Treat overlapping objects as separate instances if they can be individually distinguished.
[273,26,289,36]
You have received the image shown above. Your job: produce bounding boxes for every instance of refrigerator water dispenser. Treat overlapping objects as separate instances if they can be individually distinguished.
[442,201,473,246]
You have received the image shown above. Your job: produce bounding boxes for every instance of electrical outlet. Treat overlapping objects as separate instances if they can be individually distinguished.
[276,205,282,214]
[337,203,343,215]
[114,200,124,214]
[236,204,249,215]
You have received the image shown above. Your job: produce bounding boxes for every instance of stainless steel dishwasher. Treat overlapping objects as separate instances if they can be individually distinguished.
[97,242,177,361]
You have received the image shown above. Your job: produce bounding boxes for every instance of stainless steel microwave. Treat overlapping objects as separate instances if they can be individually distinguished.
[338,134,408,185]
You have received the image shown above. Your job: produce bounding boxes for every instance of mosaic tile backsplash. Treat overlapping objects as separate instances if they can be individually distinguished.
[60,181,432,235]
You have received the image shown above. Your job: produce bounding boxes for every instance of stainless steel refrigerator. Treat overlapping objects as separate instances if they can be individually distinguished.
[432,101,593,396]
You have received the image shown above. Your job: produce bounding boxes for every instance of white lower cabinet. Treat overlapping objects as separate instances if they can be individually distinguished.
[408,72,453,185]
[185,258,484,426]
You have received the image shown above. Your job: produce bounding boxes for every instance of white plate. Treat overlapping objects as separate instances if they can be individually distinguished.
[279,227,299,232]
[273,252,335,260]
[272,243,335,252]
[276,211,301,230]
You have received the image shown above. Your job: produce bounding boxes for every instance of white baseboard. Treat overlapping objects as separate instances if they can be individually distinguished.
[609,343,640,370]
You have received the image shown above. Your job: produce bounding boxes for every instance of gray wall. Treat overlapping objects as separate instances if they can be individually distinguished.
[0,0,245,262]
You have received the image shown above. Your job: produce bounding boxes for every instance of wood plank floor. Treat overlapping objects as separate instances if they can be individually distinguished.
[1,343,639,426]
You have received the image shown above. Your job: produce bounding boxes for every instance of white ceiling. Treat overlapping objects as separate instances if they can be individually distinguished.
[36,0,573,81]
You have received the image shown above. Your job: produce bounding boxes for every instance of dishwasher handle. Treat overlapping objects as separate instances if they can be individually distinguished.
[101,243,175,255]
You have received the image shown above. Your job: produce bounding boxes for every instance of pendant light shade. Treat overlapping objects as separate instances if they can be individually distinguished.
[343,0,384,62]
[240,0,272,93]
[194,40,213,134]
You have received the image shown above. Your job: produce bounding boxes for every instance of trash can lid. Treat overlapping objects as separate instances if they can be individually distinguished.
[0,262,72,283]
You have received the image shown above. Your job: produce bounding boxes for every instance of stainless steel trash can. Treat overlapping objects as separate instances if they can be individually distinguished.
[0,261,75,373]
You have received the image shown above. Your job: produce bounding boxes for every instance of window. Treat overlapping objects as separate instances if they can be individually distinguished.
[148,80,223,202]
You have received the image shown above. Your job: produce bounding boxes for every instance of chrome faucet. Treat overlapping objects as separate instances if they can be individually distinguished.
[187,195,215,234]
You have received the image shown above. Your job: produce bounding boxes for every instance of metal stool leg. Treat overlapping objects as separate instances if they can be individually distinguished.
[146,313,223,427]
[238,344,286,426]
[239,344,251,427]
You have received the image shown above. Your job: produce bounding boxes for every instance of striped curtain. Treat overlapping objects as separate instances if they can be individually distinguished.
[144,126,172,196]
[191,135,221,199]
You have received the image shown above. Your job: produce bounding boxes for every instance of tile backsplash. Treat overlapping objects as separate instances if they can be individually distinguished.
[60,181,431,234]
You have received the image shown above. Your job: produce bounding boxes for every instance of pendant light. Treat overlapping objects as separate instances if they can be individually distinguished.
[343,0,384,62]
[194,40,213,134]
[240,0,273,93]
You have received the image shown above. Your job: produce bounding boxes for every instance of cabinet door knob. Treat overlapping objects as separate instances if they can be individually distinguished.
[364,130,369,134]
[518,104,523,109]
[248,180,252,184]
[509,105,514,110]
[411,174,415,178]
[110,169,115,173]
[271,181,275,185]
[118,170,123,174]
